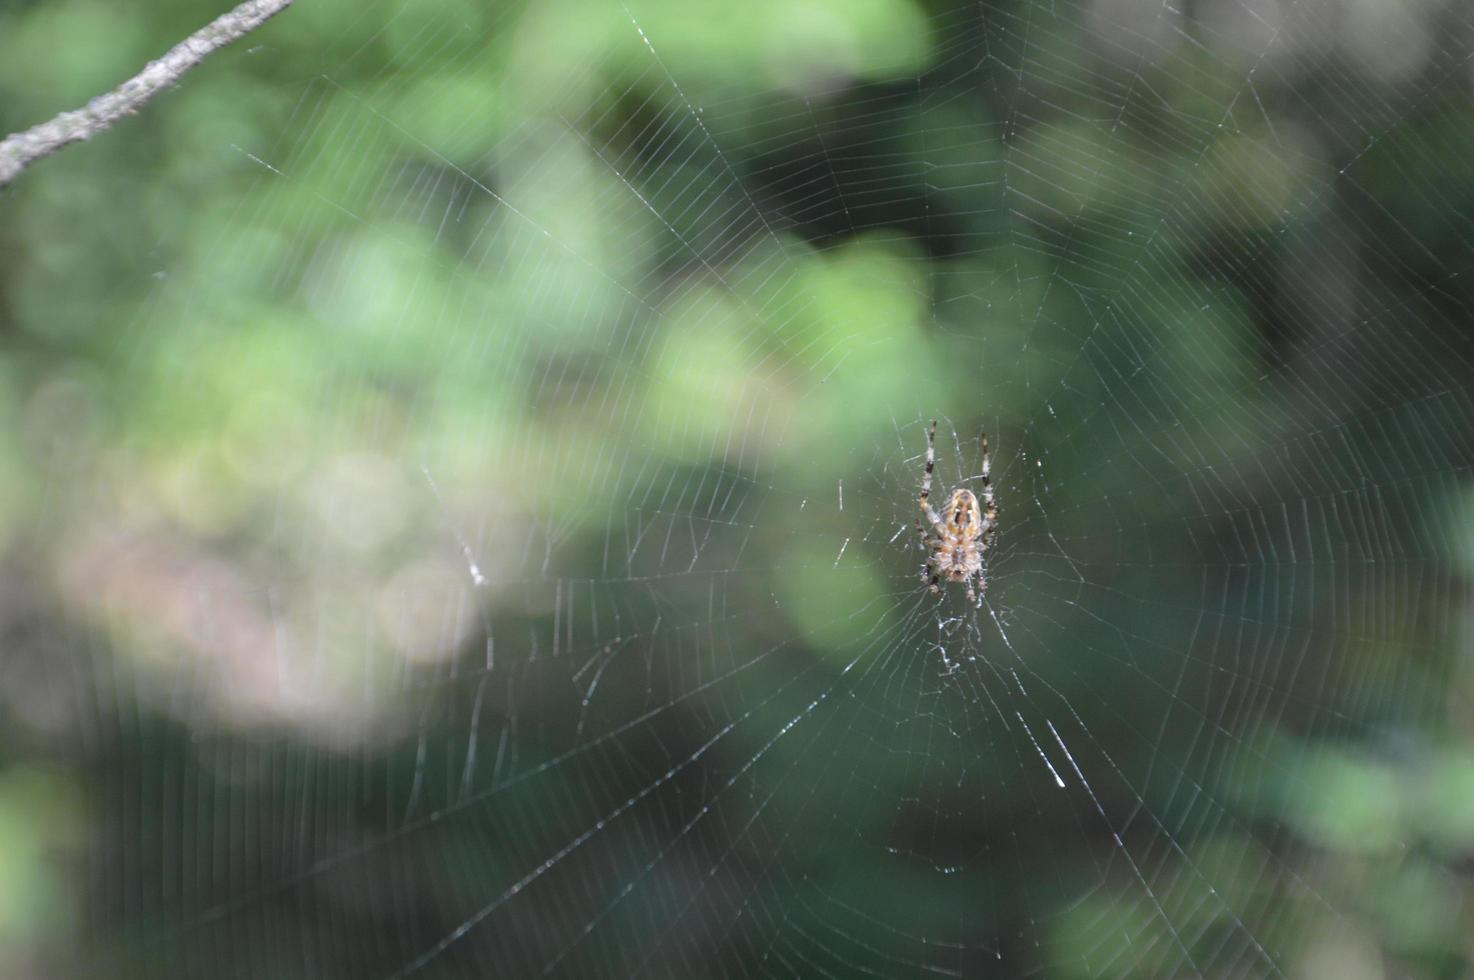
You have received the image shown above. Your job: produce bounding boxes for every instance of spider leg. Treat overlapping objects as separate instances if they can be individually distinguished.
[919,420,943,527]
[916,522,936,585]
[979,431,999,552]
[920,552,940,593]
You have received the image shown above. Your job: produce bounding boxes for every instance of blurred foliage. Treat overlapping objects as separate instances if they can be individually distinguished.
[3,0,1474,977]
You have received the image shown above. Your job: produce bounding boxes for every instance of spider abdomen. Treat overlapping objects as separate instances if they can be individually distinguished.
[943,489,981,537]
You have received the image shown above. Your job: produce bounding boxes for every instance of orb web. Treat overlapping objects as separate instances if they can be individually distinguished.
[42,0,1474,977]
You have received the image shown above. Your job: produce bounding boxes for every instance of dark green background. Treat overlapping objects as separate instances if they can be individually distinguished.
[3,0,1474,976]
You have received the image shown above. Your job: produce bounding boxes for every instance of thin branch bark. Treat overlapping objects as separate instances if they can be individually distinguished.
[0,0,292,189]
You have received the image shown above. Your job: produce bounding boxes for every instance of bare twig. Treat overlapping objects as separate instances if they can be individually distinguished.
[0,0,292,189]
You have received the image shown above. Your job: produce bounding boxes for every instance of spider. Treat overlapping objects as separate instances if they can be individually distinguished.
[916,420,998,606]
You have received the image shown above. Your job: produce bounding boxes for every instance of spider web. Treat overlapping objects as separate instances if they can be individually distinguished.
[57,0,1474,976]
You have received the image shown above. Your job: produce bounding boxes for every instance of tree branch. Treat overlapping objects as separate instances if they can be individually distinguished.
[0,0,293,189]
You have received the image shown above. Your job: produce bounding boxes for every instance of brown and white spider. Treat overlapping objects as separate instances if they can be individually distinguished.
[916,420,999,606]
